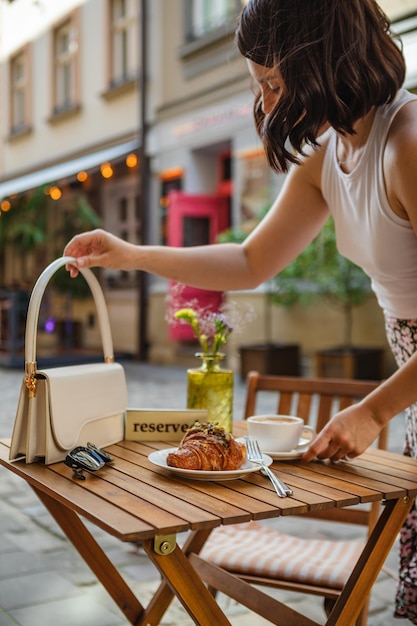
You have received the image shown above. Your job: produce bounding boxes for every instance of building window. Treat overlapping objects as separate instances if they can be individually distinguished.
[9,46,31,135]
[52,13,79,115]
[181,0,244,76]
[185,0,243,42]
[108,0,137,88]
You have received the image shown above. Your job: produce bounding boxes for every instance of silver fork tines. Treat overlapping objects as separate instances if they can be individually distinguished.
[245,437,292,498]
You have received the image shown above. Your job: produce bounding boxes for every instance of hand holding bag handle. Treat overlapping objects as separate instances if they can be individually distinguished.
[10,256,127,464]
[24,256,114,390]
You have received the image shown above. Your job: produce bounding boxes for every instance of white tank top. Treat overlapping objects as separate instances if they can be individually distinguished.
[321,89,417,319]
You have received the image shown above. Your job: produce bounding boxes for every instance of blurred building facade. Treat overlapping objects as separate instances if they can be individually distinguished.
[0,0,417,368]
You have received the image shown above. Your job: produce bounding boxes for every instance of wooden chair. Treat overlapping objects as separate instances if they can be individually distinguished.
[201,372,392,626]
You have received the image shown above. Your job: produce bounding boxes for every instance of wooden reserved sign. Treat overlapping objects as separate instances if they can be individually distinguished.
[125,408,208,441]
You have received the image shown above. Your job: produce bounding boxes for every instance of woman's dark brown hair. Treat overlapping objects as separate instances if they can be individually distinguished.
[236,0,406,172]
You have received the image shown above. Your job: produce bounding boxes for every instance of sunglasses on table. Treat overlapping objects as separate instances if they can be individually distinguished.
[64,442,114,480]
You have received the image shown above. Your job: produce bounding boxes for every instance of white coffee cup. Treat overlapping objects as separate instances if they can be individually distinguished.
[247,414,316,453]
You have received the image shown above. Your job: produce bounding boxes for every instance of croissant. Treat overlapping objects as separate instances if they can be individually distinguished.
[166,422,246,471]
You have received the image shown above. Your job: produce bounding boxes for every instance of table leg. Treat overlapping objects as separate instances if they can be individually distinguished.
[142,533,232,626]
[32,487,145,625]
[138,529,213,624]
[326,496,413,626]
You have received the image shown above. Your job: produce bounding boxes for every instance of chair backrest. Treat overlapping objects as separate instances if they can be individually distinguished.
[243,372,388,531]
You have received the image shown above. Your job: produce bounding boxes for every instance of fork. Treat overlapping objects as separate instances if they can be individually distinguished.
[245,437,293,498]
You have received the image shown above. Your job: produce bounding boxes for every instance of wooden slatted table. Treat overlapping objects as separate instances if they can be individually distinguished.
[1,430,417,626]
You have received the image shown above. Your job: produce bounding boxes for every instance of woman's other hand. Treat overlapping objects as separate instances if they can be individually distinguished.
[302,402,384,463]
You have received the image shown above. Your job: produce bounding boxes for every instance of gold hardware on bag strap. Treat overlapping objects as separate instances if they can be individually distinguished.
[25,362,38,398]
[105,356,114,363]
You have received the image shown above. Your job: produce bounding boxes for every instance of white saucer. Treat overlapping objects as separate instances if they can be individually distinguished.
[262,435,312,461]
[148,447,273,481]
[263,447,307,460]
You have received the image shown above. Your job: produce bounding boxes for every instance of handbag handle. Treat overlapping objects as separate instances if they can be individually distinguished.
[25,256,114,369]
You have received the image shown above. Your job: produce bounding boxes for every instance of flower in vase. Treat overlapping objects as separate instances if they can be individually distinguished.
[174,308,233,356]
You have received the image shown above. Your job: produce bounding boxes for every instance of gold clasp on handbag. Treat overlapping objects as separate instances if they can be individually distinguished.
[25,362,38,398]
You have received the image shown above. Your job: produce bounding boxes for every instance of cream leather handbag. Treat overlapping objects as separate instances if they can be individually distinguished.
[10,257,127,465]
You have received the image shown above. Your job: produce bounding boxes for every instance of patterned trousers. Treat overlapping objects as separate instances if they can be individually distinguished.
[385,316,417,623]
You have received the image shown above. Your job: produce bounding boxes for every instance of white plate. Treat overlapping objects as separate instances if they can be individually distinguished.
[148,447,273,481]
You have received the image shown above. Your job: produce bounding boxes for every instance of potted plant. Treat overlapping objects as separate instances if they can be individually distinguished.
[302,218,385,380]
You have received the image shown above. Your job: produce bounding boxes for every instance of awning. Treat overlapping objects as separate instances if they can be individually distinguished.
[0,139,139,199]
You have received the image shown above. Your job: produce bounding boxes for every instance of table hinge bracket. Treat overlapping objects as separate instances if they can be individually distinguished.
[154,534,176,555]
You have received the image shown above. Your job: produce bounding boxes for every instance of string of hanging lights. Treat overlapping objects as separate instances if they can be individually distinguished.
[0,152,138,215]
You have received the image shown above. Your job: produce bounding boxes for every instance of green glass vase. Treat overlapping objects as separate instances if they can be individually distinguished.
[187,353,233,432]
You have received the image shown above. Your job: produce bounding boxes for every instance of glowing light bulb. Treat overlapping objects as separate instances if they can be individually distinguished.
[100,162,113,178]
[77,170,88,182]
[49,186,62,200]
[126,153,138,168]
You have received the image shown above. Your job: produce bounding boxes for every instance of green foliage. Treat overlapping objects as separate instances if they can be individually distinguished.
[0,187,101,253]
[217,214,372,346]
[0,184,49,250]
[50,194,102,297]
[218,215,371,306]
[217,211,317,307]
[54,194,102,243]
[287,217,371,309]
[0,185,101,297]
[217,210,317,306]
[217,225,251,244]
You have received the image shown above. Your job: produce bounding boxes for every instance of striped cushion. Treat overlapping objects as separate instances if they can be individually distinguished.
[200,521,364,589]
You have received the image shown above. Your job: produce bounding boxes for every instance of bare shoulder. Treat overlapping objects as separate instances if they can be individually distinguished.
[296,131,330,190]
[387,99,417,156]
[384,99,417,223]
[276,134,330,223]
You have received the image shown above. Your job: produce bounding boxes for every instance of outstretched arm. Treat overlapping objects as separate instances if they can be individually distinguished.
[64,229,254,290]
[64,156,330,292]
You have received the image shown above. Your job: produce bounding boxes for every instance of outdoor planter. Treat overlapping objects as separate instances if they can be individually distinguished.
[239,342,301,381]
[314,346,385,380]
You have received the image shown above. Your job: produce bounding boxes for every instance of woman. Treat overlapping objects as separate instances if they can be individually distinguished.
[65,1,417,618]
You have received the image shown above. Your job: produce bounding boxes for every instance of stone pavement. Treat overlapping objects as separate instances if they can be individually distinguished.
[0,361,411,625]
